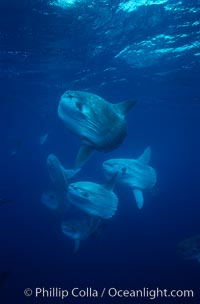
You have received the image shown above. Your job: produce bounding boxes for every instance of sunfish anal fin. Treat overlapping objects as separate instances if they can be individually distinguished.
[74,239,80,253]
[137,146,151,165]
[133,188,144,209]
[75,143,95,168]
[104,171,118,191]
[115,100,136,116]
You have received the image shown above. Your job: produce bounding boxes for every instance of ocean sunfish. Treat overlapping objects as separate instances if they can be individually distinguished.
[103,147,157,209]
[42,154,80,212]
[58,90,136,167]
[177,235,200,263]
[61,215,102,252]
[67,173,119,219]
[41,190,60,210]
[47,154,79,192]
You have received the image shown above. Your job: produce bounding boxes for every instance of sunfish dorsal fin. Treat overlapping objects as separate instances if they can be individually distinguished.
[104,171,118,191]
[137,147,151,165]
[62,168,80,183]
[75,143,95,168]
[115,100,136,116]
[74,239,80,253]
[133,188,144,209]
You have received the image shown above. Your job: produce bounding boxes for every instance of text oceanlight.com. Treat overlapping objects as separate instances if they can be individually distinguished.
[24,287,194,300]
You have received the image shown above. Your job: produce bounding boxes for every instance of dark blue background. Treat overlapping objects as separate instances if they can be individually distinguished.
[0,0,200,303]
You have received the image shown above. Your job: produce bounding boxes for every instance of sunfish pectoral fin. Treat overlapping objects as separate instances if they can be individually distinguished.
[74,239,80,253]
[75,143,95,168]
[133,188,144,209]
[137,146,151,165]
[115,99,137,116]
[104,171,119,191]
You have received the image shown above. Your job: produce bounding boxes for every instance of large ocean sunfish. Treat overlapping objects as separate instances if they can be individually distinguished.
[103,147,157,209]
[58,90,136,168]
[67,173,119,219]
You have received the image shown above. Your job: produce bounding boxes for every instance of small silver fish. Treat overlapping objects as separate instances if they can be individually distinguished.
[40,133,48,145]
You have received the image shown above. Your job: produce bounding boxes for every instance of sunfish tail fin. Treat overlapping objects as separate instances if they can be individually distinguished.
[137,146,151,164]
[115,99,137,116]
[75,144,95,168]
[133,189,144,209]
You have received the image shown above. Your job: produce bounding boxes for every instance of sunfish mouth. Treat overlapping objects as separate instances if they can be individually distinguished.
[103,162,113,169]
[68,184,78,196]
[59,92,79,107]
[68,184,83,200]
[68,183,77,191]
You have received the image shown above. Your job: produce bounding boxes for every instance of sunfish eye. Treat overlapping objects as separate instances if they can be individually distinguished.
[82,192,89,198]
[68,94,73,98]
[121,167,127,173]
[69,226,75,232]
[76,101,83,111]
[71,184,77,190]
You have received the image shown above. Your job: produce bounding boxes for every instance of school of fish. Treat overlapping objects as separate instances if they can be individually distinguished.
[40,90,159,252]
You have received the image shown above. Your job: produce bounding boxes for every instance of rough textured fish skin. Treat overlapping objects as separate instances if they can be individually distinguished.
[58,90,129,151]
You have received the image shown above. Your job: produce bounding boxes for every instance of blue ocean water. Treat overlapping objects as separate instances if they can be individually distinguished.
[0,0,200,303]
